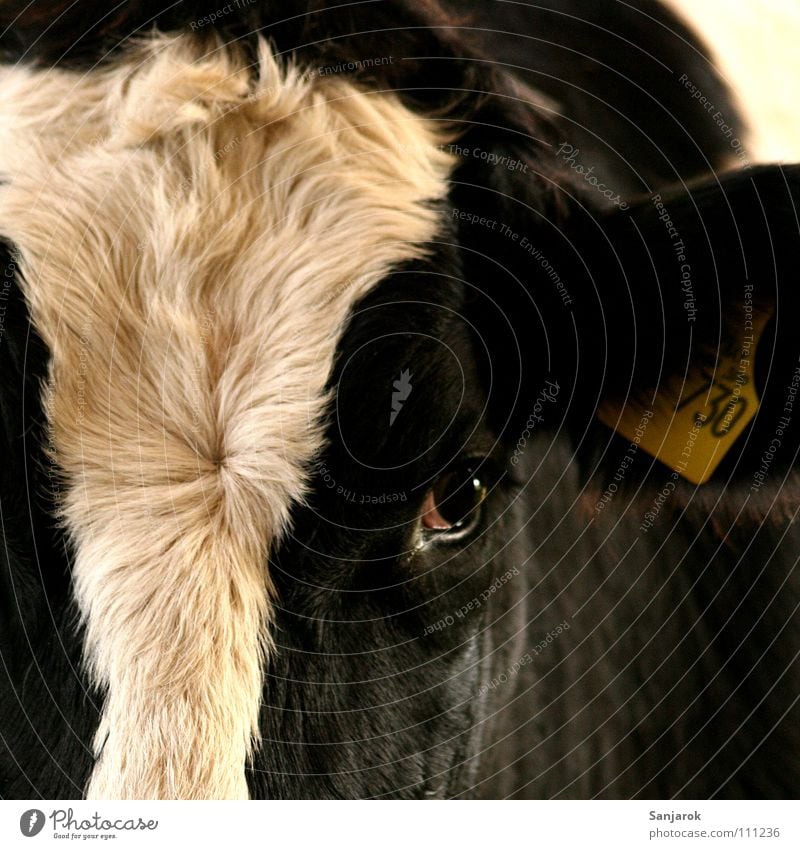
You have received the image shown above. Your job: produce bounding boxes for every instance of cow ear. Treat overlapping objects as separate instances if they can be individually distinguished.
[576,165,800,489]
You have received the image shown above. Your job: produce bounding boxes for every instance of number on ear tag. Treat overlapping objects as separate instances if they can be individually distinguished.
[597,311,771,485]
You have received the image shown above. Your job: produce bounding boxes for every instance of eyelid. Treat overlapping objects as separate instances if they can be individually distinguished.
[416,455,505,546]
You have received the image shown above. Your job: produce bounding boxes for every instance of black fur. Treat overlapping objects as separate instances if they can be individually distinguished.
[0,243,98,798]
[1,0,799,799]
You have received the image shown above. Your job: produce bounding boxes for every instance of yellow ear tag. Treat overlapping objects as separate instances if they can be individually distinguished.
[597,311,772,485]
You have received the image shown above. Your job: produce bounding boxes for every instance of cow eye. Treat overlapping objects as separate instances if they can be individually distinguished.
[420,459,494,538]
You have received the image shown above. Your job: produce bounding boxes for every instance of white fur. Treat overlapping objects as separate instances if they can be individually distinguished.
[0,36,452,798]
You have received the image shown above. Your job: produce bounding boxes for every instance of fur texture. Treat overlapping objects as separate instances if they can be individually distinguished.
[0,35,452,798]
[2,0,798,803]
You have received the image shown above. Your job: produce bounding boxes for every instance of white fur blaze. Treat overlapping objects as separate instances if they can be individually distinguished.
[0,36,453,798]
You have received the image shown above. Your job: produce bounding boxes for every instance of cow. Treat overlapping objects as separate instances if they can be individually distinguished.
[0,0,798,800]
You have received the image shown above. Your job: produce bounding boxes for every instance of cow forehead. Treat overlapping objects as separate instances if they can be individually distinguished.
[0,35,453,798]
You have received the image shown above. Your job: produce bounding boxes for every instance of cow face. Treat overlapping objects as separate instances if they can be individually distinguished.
[0,8,538,797]
[1,0,799,800]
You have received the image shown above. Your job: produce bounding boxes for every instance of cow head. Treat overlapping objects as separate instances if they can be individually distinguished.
[1,0,798,799]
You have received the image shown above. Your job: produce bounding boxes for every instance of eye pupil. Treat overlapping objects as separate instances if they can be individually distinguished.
[421,462,490,533]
